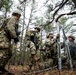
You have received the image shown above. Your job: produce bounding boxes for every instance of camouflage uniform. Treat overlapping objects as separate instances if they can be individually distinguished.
[38,36,55,69]
[34,27,41,45]
[25,30,37,66]
[35,32,41,60]
[0,14,20,71]
[67,35,76,66]
[41,33,58,67]
[34,27,41,49]
[45,33,58,58]
[60,35,76,66]
[25,28,41,67]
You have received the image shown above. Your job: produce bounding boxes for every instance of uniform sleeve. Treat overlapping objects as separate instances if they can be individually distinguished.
[6,17,17,38]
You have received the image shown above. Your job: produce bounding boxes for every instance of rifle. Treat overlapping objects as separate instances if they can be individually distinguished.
[61,26,73,70]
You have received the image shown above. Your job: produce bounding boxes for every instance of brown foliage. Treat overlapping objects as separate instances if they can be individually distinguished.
[5,65,76,75]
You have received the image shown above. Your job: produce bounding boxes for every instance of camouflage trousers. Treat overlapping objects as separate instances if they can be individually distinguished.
[0,48,12,68]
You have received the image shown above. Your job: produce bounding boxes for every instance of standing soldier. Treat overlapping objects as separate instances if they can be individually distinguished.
[0,10,21,73]
[25,27,41,70]
[25,30,36,66]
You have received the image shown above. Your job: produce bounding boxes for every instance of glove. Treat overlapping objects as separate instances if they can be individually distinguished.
[14,38,19,44]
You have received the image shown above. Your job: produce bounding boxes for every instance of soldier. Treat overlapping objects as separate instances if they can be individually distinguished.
[60,35,76,67]
[67,35,76,60]
[34,27,41,49]
[42,33,59,67]
[25,28,41,69]
[0,10,21,73]
[25,27,40,68]
[45,33,58,58]
[26,27,41,50]
[34,27,41,60]
[67,35,76,58]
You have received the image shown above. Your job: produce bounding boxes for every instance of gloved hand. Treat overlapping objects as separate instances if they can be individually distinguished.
[14,38,19,44]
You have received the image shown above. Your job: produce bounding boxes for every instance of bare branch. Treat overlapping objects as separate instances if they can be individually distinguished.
[44,0,69,26]
[56,11,76,22]
[51,0,69,23]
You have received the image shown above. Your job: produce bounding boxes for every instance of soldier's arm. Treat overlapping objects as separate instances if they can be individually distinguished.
[6,17,17,38]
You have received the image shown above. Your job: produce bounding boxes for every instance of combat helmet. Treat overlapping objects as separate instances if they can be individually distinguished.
[12,9,21,16]
[34,26,41,32]
[68,35,75,40]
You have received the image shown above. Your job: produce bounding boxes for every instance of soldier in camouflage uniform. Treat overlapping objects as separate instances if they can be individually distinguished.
[25,30,36,65]
[45,33,58,57]
[43,33,59,67]
[67,35,76,67]
[25,27,40,67]
[39,33,58,69]
[34,27,41,61]
[67,35,76,59]
[0,10,21,72]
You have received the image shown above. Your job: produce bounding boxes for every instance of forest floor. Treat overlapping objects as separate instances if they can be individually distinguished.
[4,65,76,75]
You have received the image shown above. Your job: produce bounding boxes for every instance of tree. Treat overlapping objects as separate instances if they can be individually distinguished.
[0,0,13,18]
